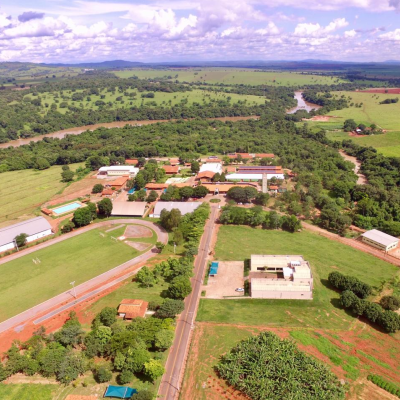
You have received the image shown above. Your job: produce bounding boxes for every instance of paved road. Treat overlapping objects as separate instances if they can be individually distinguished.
[158,206,219,400]
[0,219,168,334]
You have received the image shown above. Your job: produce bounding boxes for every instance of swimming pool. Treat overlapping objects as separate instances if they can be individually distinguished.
[52,202,82,215]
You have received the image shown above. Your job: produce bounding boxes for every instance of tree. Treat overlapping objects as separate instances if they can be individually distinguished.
[363,302,383,323]
[92,183,104,194]
[340,290,357,308]
[95,365,112,383]
[144,359,165,382]
[57,352,86,384]
[61,221,75,234]
[179,186,194,199]
[136,267,156,288]
[73,207,93,227]
[160,208,182,231]
[54,316,83,347]
[61,169,75,182]
[98,307,117,326]
[35,157,50,170]
[119,369,134,385]
[191,161,200,174]
[86,155,109,171]
[131,390,154,400]
[15,233,28,248]
[343,119,357,132]
[380,296,400,311]
[168,275,192,299]
[281,215,302,233]
[155,299,184,319]
[155,241,165,252]
[98,198,113,217]
[124,348,151,373]
[254,192,269,206]
[192,185,209,198]
[155,329,174,350]
[146,190,158,202]
[379,310,400,333]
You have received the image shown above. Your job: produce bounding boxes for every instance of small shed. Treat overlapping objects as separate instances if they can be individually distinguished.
[118,299,148,320]
[104,386,137,399]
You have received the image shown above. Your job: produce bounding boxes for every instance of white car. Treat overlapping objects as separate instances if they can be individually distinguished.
[235,288,244,292]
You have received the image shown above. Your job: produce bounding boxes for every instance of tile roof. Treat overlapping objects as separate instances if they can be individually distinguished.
[162,165,180,174]
[107,176,129,187]
[196,171,215,180]
[145,183,169,190]
[118,299,148,319]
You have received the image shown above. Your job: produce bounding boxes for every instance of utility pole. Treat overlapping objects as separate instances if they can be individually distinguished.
[173,242,176,254]
[70,281,77,299]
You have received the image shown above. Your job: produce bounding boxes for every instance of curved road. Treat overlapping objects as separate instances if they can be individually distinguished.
[0,219,168,334]
[158,205,219,400]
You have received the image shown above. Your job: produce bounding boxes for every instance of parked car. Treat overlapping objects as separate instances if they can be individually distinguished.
[235,288,244,292]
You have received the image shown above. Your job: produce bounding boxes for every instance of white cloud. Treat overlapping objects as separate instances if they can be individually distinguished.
[256,22,280,35]
[344,29,357,37]
[294,18,348,37]
[380,29,400,40]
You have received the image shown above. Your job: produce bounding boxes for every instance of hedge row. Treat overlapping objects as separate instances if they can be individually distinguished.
[340,290,400,333]
[368,374,400,398]
[328,271,372,299]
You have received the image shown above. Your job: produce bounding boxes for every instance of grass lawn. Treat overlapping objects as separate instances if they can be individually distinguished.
[0,163,84,228]
[113,68,347,86]
[197,226,399,329]
[0,383,56,400]
[0,225,156,322]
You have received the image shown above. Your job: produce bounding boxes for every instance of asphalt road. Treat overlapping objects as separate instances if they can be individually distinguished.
[158,205,219,400]
[0,219,168,334]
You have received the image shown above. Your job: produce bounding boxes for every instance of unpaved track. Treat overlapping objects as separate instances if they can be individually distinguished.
[158,206,219,400]
[0,219,168,334]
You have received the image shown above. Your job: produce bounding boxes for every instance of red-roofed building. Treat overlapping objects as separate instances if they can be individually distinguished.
[118,299,148,320]
[255,153,275,159]
[169,158,180,166]
[224,166,237,173]
[145,183,169,190]
[269,185,279,193]
[162,165,180,174]
[195,171,215,182]
[102,188,114,196]
[105,175,129,190]
[125,159,139,165]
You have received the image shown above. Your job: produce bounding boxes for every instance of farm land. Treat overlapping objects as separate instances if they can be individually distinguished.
[180,226,400,399]
[0,162,85,228]
[21,88,267,116]
[113,68,348,86]
[0,224,156,322]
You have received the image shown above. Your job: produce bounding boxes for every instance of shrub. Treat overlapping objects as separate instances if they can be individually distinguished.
[118,369,134,384]
[95,365,112,383]
[380,295,400,311]
[368,374,400,397]
[92,183,104,194]
[155,299,184,319]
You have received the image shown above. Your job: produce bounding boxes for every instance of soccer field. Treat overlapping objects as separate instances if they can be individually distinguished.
[0,225,154,322]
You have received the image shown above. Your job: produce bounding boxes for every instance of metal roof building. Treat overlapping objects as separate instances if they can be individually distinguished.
[0,217,53,253]
[199,162,223,174]
[111,202,147,217]
[226,173,285,181]
[361,229,399,252]
[151,201,201,218]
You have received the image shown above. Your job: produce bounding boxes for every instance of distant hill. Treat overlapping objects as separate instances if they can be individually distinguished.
[41,60,145,69]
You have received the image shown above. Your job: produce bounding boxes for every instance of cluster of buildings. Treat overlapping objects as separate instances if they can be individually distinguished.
[249,255,313,300]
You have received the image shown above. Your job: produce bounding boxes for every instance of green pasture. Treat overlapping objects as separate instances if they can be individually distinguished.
[0,163,84,228]
[197,226,399,329]
[0,224,156,322]
[0,383,56,400]
[113,68,346,86]
[22,88,266,116]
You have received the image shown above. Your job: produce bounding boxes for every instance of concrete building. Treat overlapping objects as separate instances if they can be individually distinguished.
[110,202,146,217]
[250,255,313,300]
[0,217,52,253]
[97,166,139,178]
[199,162,223,174]
[151,201,201,218]
[361,229,399,252]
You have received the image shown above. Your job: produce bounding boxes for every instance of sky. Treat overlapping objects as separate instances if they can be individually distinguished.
[0,0,400,63]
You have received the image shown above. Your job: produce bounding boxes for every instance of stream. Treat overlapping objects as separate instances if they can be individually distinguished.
[287,91,321,114]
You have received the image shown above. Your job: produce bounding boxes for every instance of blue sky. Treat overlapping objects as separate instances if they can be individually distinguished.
[0,0,399,63]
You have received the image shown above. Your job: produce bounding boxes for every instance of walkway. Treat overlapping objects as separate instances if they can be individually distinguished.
[158,206,219,400]
[0,219,168,334]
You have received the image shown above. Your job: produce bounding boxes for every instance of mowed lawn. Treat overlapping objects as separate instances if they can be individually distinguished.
[0,228,142,322]
[0,163,83,228]
[113,68,346,86]
[0,383,56,400]
[197,226,399,329]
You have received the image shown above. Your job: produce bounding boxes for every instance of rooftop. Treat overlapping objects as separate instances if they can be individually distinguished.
[162,165,180,174]
[99,165,139,172]
[199,162,222,174]
[196,171,215,180]
[361,229,399,246]
[153,201,201,216]
[0,217,52,247]
[251,278,312,292]
[111,202,146,217]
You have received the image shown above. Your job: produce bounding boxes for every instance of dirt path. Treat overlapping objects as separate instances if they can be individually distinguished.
[339,150,368,185]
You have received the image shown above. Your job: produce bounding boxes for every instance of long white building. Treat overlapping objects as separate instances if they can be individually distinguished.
[98,165,139,178]
[0,217,53,253]
[361,229,399,252]
[227,173,285,181]
[199,162,223,174]
[151,202,201,218]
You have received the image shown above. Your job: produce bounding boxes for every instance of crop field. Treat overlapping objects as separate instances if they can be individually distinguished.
[113,68,346,86]
[21,88,267,116]
[0,163,84,228]
[0,224,155,322]
[180,225,400,399]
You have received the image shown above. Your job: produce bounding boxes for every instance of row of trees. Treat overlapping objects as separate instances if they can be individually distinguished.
[328,272,372,299]
[219,206,302,233]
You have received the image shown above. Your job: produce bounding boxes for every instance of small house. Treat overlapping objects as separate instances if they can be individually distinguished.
[118,299,148,320]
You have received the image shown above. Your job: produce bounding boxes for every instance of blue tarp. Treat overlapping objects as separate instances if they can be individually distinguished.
[104,385,137,398]
[209,261,219,275]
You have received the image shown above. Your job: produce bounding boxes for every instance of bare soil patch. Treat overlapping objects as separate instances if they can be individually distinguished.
[347,378,399,400]
[124,225,153,238]
[303,115,337,122]
[125,241,151,251]
[361,88,400,94]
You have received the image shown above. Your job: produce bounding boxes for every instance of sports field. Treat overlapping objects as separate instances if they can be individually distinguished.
[113,68,346,86]
[0,224,155,322]
[22,88,266,116]
[197,226,398,329]
[0,163,84,228]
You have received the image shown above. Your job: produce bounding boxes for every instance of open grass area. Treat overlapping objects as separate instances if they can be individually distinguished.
[0,383,56,400]
[0,225,156,322]
[197,226,399,329]
[113,68,347,86]
[0,163,84,228]
[22,88,266,116]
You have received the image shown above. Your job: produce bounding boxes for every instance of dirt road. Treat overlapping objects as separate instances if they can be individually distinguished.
[158,206,219,400]
[339,150,368,185]
[0,219,168,334]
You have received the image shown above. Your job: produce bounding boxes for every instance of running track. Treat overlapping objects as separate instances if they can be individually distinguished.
[0,219,168,334]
